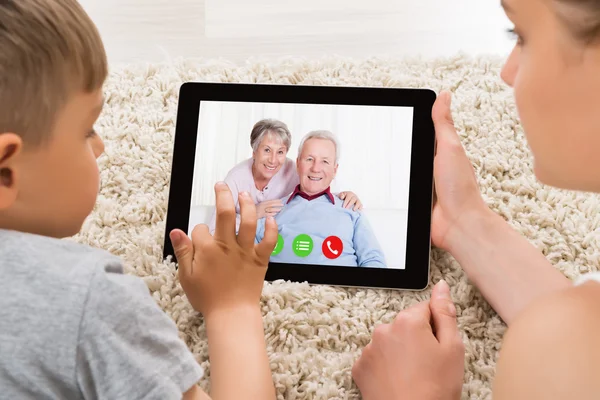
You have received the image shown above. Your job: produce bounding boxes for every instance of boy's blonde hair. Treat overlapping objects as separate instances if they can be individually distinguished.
[0,0,108,147]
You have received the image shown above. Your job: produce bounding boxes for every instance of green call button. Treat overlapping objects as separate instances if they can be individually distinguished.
[272,234,284,256]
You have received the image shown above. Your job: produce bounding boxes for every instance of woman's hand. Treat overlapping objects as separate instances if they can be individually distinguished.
[256,199,284,219]
[339,191,363,211]
[352,280,465,400]
[169,182,278,318]
[430,91,491,252]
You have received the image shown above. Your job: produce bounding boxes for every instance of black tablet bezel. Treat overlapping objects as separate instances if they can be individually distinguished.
[163,82,435,291]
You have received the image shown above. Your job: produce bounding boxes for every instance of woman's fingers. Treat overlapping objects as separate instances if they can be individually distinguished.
[266,205,283,214]
[429,280,460,346]
[263,199,283,207]
[237,191,258,248]
[432,91,460,146]
[345,195,360,210]
[353,199,363,211]
[343,195,351,209]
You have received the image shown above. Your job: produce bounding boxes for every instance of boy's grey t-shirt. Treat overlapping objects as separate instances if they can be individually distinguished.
[0,229,203,399]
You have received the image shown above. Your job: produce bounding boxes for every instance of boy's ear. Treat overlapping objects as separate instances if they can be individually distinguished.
[0,133,23,210]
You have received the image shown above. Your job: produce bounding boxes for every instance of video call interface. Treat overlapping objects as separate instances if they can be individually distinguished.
[188,101,414,269]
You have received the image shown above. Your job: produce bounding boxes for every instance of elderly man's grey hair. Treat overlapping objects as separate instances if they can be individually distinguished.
[250,119,292,153]
[297,130,340,163]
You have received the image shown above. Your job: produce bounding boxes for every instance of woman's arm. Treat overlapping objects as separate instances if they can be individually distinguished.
[445,209,571,325]
[430,91,571,325]
[492,281,600,399]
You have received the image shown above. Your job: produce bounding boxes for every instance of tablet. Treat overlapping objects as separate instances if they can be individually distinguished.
[163,82,436,291]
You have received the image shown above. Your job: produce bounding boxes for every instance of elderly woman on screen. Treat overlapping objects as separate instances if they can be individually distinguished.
[208,118,362,234]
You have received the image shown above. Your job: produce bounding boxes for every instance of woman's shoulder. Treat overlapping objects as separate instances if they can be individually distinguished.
[546,272,600,317]
[566,273,600,311]
[282,157,297,175]
[575,272,600,286]
[225,158,253,180]
[281,158,299,185]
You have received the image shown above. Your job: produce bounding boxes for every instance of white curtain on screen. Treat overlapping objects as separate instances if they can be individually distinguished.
[190,101,414,210]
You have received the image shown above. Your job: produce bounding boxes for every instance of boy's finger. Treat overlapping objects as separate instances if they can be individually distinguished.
[255,216,278,260]
[191,223,211,248]
[171,229,193,277]
[213,182,236,243]
[237,191,257,248]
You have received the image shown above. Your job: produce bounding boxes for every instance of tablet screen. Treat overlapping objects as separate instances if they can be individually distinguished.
[188,100,413,270]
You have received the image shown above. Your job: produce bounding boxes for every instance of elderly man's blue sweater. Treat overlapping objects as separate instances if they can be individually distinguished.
[255,190,387,268]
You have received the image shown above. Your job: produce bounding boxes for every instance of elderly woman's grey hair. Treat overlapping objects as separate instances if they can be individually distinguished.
[250,119,292,153]
[297,130,341,163]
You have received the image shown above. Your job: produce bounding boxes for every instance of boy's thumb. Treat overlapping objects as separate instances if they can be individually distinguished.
[429,279,459,344]
[170,229,193,269]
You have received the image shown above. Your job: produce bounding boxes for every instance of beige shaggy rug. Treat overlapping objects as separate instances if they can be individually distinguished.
[72,54,600,399]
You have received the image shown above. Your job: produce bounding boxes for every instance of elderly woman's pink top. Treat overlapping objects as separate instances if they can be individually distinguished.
[208,157,299,234]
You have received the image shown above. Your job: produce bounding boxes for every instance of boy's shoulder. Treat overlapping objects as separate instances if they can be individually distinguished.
[0,228,122,294]
[0,227,120,267]
[0,229,203,399]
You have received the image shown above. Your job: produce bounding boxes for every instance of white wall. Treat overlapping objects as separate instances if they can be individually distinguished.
[190,101,414,210]
[80,0,514,64]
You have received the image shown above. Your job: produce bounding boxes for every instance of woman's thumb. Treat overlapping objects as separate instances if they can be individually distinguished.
[429,279,459,344]
[432,91,457,141]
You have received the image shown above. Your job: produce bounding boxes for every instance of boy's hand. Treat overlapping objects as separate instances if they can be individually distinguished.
[352,280,465,400]
[170,182,278,318]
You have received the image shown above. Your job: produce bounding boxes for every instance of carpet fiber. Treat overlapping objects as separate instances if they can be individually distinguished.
[72,54,600,399]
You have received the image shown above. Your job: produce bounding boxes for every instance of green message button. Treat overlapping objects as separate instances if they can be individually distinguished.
[292,234,313,257]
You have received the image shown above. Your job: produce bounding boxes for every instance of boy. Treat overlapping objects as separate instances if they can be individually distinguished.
[0,1,278,399]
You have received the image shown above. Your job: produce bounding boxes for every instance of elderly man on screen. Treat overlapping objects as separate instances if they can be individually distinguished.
[255,130,386,268]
